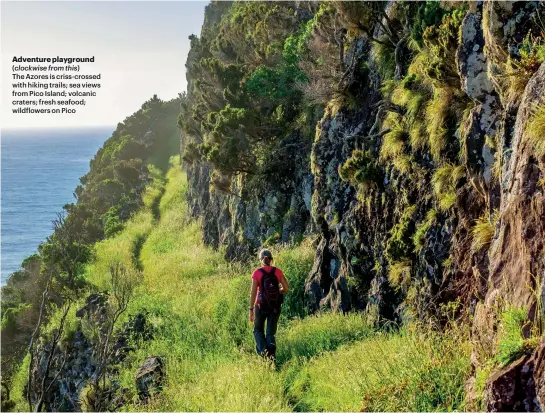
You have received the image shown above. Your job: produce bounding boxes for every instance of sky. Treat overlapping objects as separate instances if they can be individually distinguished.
[1,1,208,129]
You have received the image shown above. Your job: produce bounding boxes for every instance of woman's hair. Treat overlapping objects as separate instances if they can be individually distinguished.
[259,249,273,265]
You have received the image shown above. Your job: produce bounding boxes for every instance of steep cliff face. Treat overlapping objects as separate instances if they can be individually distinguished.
[182,0,545,406]
[186,134,314,260]
[183,2,545,315]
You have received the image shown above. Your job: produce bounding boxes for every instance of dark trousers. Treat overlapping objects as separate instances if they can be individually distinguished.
[253,305,280,357]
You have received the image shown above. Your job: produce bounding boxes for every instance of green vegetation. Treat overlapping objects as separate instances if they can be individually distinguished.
[338,149,382,193]
[385,205,416,264]
[288,326,471,412]
[7,158,473,412]
[432,164,465,211]
[180,2,321,186]
[413,209,438,252]
[1,96,181,395]
[527,105,545,157]
[471,211,499,253]
[495,307,534,367]
[6,2,542,411]
[388,259,412,290]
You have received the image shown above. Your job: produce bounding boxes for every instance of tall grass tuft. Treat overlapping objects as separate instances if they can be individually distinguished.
[471,210,499,253]
[527,105,545,157]
[432,163,465,211]
[426,88,453,162]
[494,306,543,367]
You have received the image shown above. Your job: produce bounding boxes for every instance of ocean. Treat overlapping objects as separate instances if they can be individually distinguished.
[1,127,111,285]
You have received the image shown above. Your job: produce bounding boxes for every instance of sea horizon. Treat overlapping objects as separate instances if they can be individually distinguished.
[1,126,112,284]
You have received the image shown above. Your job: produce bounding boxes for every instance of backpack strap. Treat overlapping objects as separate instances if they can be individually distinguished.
[259,266,276,276]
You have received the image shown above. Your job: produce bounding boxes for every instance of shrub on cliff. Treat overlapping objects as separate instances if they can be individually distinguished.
[527,104,545,157]
[338,149,383,193]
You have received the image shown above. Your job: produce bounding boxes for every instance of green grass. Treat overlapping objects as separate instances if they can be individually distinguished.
[432,164,465,212]
[9,353,31,411]
[495,306,541,367]
[527,105,545,157]
[10,157,474,412]
[426,88,453,162]
[380,120,408,161]
[276,312,374,365]
[471,210,499,253]
[287,326,471,412]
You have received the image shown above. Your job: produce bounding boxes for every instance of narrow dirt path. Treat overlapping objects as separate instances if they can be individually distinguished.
[132,172,167,271]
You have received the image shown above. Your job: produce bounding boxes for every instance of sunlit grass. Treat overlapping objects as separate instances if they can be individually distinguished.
[87,211,154,289]
[277,312,374,365]
[426,88,453,162]
[9,353,31,412]
[15,156,475,413]
[287,325,471,412]
[471,210,499,253]
[527,105,545,157]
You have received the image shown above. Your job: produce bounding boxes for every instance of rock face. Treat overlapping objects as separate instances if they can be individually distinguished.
[533,338,545,407]
[181,1,545,408]
[27,294,154,411]
[29,330,95,411]
[185,132,314,260]
[484,356,540,412]
[135,356,164,400]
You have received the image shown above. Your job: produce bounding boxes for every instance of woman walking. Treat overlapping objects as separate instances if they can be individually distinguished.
[249,249,289,361]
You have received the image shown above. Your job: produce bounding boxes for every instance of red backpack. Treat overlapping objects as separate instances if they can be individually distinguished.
[257,267,283,313]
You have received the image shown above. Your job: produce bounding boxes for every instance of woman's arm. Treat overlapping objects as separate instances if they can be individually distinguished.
[279,275,289,294]
[249,278,258,322]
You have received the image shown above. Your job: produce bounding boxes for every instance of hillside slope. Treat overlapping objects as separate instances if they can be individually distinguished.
[3,1,545,411]
[8,158,471,412]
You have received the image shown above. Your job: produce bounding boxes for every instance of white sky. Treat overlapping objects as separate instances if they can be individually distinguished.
[1,1,207,129]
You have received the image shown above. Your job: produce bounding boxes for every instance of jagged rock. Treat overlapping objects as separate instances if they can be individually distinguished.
[305,237,333,313]
[185,132,313,261]
[532,337,545,407]
[136,356,164,400]
[458,3,501,190]
[484,355,540,412]
[475,61,545,411]
[113,313,153,362]
[458,6,495,102]
[76,293,109,322]
[483,62,545,339]
[26,305,154,411]
[482,1,542,100]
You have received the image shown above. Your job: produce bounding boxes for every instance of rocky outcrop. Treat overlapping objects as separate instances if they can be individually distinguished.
[484,355,540,412]
[185,132,314,260]
[29,330,95,411]
[135,356,164,400]
[182,2,545,408]
[27,294,153,411]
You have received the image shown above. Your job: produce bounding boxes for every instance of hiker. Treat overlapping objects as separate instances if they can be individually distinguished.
[249,249,289,360]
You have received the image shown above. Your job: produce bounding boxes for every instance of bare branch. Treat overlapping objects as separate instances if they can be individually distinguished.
[27,272,54,411]
[35,301,71,412]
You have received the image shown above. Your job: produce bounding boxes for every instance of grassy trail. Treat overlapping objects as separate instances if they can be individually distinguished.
[10,157,472,412]
[113,158,470,412]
